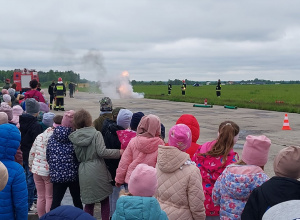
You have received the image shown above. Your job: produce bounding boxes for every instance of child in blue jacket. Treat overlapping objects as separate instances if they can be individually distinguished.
[112,163,168,220]
[0,119,28,220]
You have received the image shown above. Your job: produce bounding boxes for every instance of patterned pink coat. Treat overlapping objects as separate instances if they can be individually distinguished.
[115,135,164,184]
[212,165,269,220]
[192,142,238,217]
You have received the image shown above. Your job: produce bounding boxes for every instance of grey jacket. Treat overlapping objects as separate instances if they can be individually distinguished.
[69,126,120,204]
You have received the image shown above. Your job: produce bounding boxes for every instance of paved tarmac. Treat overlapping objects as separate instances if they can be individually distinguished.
[29,91,300,219]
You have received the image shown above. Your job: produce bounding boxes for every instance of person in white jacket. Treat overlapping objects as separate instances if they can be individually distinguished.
[29,114,60,217]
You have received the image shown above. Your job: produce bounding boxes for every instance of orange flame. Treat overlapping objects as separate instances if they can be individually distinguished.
[122,71,129,77]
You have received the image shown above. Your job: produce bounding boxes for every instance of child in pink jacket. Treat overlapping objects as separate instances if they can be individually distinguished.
[212,135,271,220]
[192,121,240,219]
[115,114,164,187]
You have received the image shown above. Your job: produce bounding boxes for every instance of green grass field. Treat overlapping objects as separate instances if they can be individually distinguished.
[133,84,300,114]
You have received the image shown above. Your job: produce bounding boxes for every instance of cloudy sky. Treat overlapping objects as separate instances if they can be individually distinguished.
[1,0,300,82]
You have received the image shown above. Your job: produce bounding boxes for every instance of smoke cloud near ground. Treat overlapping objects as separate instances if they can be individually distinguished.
[81,50,144,99]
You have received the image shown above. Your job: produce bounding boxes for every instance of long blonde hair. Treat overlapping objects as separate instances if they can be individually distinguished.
[205,121,239,165]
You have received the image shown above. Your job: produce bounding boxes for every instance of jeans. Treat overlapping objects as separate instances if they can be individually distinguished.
[51,181,83,210]
[23,160,35,210]
[33,174,53,217]
[109,186,121,217]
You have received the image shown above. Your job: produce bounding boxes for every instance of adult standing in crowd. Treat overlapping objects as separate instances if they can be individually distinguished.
[3,78,11,89]
[53,77,66,111]
[216,79,221,97]
[24,79,46,103]
[48,81,56,110]
[19,98,42,212]
[69,82,75,98]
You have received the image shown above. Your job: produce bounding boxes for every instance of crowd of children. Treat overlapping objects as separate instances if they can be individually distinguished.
[0,90,299,220]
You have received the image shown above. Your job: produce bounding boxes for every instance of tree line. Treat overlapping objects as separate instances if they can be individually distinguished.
[0,70,89,84]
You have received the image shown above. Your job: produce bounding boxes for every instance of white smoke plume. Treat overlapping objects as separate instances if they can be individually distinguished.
[81,50,144,99]
[100,71,144,99]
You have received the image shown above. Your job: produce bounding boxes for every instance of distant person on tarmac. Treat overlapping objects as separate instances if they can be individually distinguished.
[48,81,56,110]
[69,82,74,98]
[216,79,221,97]
[53,77,66,111]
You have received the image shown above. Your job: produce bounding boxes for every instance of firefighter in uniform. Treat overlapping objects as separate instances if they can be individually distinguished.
[216,79,221,97]
[181,80,186,96]
[54,77,66,111]
[48,81,56,110]
[168,83,172,95]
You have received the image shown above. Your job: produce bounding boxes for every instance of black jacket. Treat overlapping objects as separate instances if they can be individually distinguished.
[241,176,300,220]
[19,113,42,161]
[54,82,66,97]
[102,119,124,185]
[48,82,56,96]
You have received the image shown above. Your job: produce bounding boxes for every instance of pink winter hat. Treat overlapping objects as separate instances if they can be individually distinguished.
[242,135,271,166]
[1,89,8,95]
[0,103,13,121]
[168,124,192,152]
[61,110,75,127]
[128,164,158,197]
[13,105,24,116]
[273,146,300,179]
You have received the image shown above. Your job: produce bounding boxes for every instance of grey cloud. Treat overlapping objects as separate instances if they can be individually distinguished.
[1,0,300,81]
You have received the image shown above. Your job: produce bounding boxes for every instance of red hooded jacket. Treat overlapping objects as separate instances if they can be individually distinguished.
[176,114,200,158]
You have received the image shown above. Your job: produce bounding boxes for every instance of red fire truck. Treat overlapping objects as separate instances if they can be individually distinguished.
[13,68,39,92]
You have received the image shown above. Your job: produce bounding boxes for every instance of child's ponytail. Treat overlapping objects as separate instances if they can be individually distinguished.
[205,121,239,165]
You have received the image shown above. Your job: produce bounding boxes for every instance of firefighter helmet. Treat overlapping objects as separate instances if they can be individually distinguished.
[58,77,62,82]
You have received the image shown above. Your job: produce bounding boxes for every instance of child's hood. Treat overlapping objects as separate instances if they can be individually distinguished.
[135,136,164,154]
[114,196,166,220]
[69,126,97,147]
[221,165,268,200]
[157,145,190,173]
